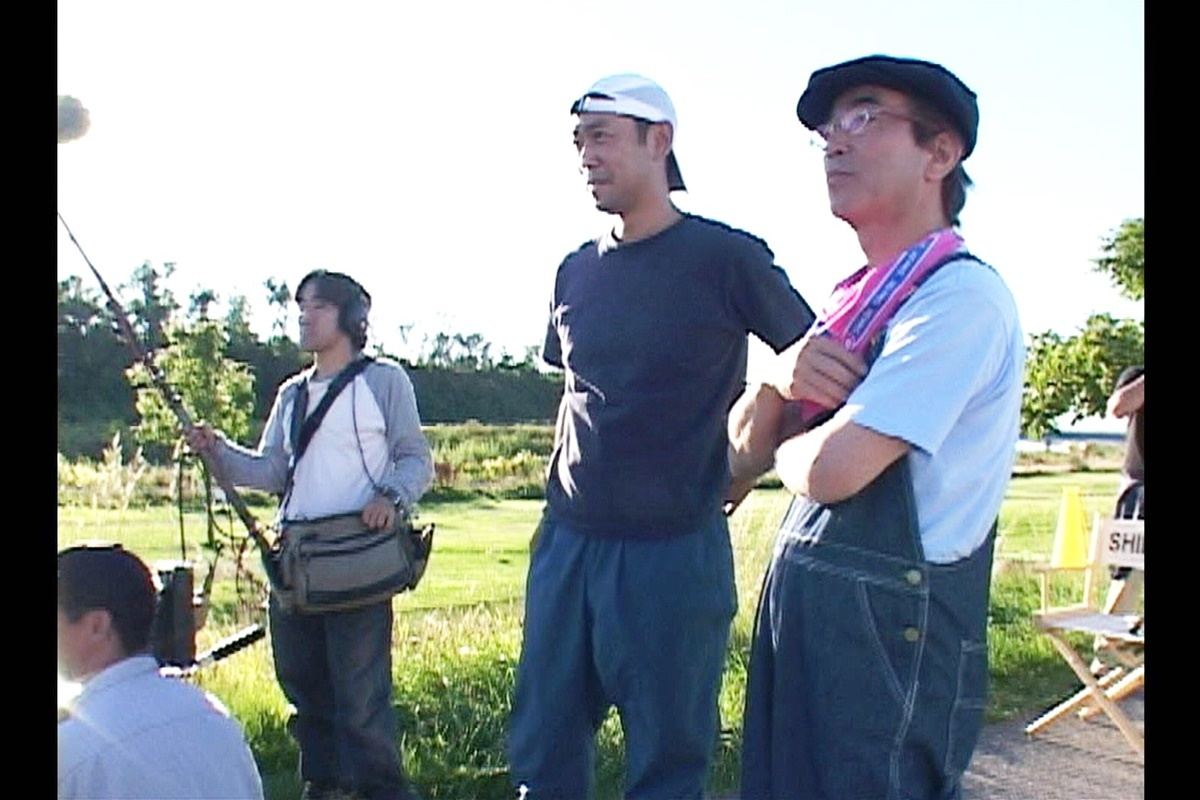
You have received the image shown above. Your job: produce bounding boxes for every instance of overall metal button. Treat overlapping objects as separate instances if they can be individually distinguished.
[903,627,921,643]
[904,569,922,586]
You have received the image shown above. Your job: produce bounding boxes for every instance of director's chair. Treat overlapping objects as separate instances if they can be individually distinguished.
[1024,515,1144,758]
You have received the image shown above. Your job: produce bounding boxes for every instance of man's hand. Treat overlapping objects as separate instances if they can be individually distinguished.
[1107,374,1144,419]
[184,423,221,456]
[771,333,868,407]
[362,495,398,531]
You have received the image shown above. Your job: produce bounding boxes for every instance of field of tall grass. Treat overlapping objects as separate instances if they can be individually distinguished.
[57,424,556,510]
[56,432,1126,800]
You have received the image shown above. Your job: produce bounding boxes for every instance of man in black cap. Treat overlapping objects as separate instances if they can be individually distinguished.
[57,543,264,799]
[728,55,1025,798]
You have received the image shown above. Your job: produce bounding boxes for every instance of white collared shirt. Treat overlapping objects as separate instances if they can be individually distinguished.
[58,655,264,799]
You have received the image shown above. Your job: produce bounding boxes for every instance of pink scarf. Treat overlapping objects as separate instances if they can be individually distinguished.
[786,228,966,429]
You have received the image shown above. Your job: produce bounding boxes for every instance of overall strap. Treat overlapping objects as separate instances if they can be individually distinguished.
[861,252,982,366]
[798,252,984,434]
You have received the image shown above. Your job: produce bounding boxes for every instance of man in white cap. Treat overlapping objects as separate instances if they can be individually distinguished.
[729,55,1025,798]
[505,73,816,799]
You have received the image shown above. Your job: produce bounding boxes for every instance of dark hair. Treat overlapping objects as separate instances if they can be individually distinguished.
[296,270,372,350]
[58,544,156,656]
[1115,365,1144,391]
[905,95,973,227]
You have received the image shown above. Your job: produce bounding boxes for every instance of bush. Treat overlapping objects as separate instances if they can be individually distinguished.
[57,432,147,510]
[425,423,553,499]
[58,446,276,510]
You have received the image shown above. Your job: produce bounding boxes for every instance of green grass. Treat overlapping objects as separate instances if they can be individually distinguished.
[405,497,539,610]
[57,504,217,561]
[57,470,1126,799]
[56,498,542,612]
[996,470,1125,558]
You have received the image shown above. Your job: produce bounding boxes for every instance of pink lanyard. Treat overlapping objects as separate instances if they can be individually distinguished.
[791,228,965,426]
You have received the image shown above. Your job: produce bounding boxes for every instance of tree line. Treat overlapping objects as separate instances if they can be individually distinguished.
[57,217,1143,459]
[57,265,562,461]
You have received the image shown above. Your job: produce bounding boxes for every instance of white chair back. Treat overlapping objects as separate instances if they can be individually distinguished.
[1094,517,1145,571]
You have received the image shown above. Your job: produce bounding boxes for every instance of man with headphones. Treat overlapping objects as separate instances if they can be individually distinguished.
[187,270,434,800]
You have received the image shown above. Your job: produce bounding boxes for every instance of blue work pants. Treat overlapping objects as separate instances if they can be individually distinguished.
[508,512,737,799]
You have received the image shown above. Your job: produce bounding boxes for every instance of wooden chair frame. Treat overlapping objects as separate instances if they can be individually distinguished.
[1024,515,1144,758]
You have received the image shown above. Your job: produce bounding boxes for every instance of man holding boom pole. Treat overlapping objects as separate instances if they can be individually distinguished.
[188,271,433,800]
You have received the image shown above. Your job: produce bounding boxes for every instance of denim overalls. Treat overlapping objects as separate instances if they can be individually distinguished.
[741,456,994,800]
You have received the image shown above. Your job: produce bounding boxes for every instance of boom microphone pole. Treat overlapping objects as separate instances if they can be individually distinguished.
[57,211,284,591]
[159,623,268,679]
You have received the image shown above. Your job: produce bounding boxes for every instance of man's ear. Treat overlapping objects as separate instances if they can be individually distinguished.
[925,130,964,182]
[82,608,114,642]
[651,122,674,161]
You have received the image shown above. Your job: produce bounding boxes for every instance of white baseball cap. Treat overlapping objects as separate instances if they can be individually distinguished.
[570,73,687,192]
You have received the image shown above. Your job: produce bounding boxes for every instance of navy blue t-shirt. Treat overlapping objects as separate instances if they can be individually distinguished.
[542,213,815,538]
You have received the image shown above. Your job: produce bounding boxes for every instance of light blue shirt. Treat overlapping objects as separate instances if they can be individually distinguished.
[58,655,264,799]
[843,256,1025,563]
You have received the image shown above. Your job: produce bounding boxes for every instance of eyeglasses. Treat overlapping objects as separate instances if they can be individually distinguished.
[809,106,920,149]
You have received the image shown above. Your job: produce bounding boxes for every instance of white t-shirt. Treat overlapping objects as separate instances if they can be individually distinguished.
[214,357,434,519]
[279,373,394,519]
[843,257,1025,563]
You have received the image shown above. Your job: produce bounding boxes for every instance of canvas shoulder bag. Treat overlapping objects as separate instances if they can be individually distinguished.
[273,358,434,613]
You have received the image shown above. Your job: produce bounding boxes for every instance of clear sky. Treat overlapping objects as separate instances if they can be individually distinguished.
[57,0,1144,384]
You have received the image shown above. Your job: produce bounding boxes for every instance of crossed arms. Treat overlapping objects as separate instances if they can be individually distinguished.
[727,332,909,506]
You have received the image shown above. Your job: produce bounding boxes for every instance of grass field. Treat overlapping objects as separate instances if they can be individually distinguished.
[56,469,1126,799]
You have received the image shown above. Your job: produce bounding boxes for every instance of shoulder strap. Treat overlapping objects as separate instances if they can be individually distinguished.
[281,357,374,511]
[291,356,374,462]
[862,251,982,365]
[786,251,984,434]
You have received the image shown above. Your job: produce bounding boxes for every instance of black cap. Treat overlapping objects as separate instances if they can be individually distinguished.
[797,55,979,159]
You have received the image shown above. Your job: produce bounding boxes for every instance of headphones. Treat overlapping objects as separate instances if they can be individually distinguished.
[298,270,372,348]
[338,278,371,342]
